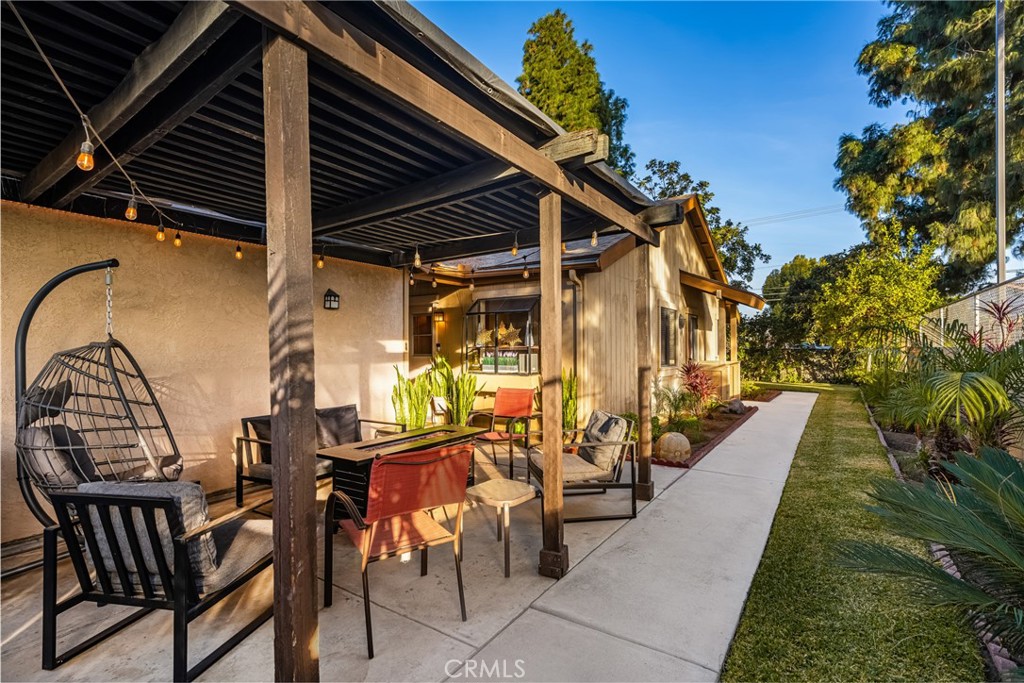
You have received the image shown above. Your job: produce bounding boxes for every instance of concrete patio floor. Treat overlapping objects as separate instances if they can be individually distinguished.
[0,392,816,682]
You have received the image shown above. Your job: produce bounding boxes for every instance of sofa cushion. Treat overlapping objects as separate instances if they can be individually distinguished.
[249,457,332,481]
[203,518,272,594]
[77,481,219,592]
[17,425,88,488]
[528,449,616,482]
[578,410,629,472]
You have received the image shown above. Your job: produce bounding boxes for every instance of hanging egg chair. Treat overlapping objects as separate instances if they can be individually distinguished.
[14,260,183,526]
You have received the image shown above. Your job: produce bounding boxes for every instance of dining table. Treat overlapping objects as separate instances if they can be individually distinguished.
[317,424,485,521]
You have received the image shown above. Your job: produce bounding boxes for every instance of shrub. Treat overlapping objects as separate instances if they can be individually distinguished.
[680,361,719,419]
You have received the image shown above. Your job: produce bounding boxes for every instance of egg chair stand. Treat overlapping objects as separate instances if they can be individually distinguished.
[14,259,184,528]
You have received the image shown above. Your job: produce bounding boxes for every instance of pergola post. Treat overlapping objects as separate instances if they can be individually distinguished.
[263,34,320,682]
[635,245,654,501]
[538,191,568,578]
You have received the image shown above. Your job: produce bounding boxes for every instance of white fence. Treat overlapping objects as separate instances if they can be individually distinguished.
[921,276,1024,346]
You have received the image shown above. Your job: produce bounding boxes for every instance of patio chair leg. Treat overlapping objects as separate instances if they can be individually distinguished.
[496,506,502,541]
[507,435,515,479]
[324,497,335,608]
[173,601,188,682]
[235,474,243,508]
[41,527,57,671]
[361,568,374,659]
[421,548,428,576]
[503,503,511,578]
[453,543,467,622]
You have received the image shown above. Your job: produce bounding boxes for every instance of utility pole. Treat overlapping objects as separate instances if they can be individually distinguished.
[996,0,1007,283]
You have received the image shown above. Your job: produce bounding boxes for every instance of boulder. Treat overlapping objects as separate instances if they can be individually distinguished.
[656,432,692,463]
[724,398,747,415]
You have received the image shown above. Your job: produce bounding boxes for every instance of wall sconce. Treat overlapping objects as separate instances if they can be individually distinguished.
[323,289,340,310]
[433,310,446,323]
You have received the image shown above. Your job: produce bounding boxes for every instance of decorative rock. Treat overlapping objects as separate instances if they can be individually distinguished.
[656,432,691,463]
[725,398,747,415]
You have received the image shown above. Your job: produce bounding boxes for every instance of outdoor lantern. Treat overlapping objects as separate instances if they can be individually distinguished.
[324,289,340,310]
[434,310,446,323]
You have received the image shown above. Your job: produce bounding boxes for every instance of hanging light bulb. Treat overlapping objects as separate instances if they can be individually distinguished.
[409,269,415,286]
[125,197,138,221]
[413,246,422,269]
[173,231,183,248]
[591,230,598,247]
[316,252,325,269]
[469,268,475,291]
[522,259,530,279]
[235,244,243,261]
[562,241,567,254]
[76,119,94,171]
[511,232,519,257]
[156,225,166,242]
[431,274,438,288]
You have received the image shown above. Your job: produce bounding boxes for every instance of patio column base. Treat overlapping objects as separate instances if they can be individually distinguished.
[538,545,569,579]
[636,481,655,501]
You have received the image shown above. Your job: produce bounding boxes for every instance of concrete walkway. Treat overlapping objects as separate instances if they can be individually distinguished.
[471,390,818,681]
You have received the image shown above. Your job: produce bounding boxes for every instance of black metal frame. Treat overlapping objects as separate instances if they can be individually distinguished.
[234,411,405,506]
[526,416,638,524]
[322,452,468,660]
[44,490,273,682]
[468,410,539,479]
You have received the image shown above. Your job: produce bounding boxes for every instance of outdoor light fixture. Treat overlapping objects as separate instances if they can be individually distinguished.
[316,252,325,269]
[173,231,182,248]
[156,225,166,242]
[76,118,94,171]
[591,230,598,247]
[522,259,530,279]
[431,275,438,288]
[235,244,243,261]
[324,289,340,310]
[413,246,422,269]
[434,310,446,323]
[409,269,415,286]
[511,232,519,257]
[469,268,475,291]
[125,196,138,221]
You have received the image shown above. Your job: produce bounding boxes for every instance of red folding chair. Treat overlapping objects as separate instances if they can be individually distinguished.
[323,444,474,659]
[471,388,535,479]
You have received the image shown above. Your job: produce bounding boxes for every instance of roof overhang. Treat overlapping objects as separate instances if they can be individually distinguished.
[680,271,766,310]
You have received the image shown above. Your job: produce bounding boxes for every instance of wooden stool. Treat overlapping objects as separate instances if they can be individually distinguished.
[465,479,537,577]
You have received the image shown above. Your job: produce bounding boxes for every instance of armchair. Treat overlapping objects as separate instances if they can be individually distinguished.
[468,388,536,479]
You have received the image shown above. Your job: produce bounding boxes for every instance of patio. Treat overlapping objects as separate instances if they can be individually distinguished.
[1,392,815,682]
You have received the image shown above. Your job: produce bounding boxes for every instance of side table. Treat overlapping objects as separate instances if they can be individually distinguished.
[465,478,538,577]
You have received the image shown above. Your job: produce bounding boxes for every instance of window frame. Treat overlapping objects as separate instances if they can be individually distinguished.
[660,306,678,367]
[411,312,434,357]
[688,313,699,361]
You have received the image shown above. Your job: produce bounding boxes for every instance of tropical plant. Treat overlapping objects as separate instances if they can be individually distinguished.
[562,368,578,431]
[837,448,1024,672]
[430,356,479,427]
[680,361,719,419]
[653,379,688,424]
[391,365,432,430]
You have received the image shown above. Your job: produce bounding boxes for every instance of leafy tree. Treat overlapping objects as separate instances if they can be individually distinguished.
[835,1,1024,293]
[633,159,771,287]
[517,9,634,175]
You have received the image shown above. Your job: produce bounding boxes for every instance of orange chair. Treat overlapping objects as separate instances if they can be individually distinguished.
[323,444,474,659]
[471,388,535,479]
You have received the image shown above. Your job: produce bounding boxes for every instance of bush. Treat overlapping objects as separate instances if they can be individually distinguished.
[680,361,719,419]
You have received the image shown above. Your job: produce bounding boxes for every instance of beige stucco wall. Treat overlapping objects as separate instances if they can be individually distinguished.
[1,201,404,544]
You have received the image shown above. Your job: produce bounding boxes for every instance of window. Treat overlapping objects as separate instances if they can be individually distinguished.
[688,314,699,361]
[411,313,433,356]
[464,296,540,374]
[660,307,678,366]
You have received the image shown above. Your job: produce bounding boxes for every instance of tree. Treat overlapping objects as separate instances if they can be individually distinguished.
[517,9,634,175]
[835,1,1023,293]
[633,159,771,287]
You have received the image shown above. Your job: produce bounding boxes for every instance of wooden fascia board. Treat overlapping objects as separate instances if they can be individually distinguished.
[231,0,658,246]
[20,2,239,201]
[680,271,765,310]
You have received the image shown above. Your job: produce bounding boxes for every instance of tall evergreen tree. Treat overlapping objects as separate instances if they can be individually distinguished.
[517,9,635,175]
[835,1,1023,293]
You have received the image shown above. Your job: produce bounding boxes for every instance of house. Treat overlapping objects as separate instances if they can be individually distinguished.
[410,194,766,420]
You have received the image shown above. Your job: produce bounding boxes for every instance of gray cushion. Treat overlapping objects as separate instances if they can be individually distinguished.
[77,481,219,591]
[246,416,272,464]
[17,425,91,487]
[249,457,332,481]
[316,405,360,447]
[203,518,272,594]
[578,410,629,472]
[528,449,616,482]
[18,379,73,428]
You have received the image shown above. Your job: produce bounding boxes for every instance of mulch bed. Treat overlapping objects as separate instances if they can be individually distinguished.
[745,389,781,403]
[647,406,760,469]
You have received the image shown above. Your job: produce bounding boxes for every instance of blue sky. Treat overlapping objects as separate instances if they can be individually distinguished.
[409,1,921,290]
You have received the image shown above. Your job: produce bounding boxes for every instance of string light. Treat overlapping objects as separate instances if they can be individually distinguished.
[155,224,166,242]
[511,231,519,257]
[522,258,530,279]
[409,269,415,286]
[235,244,243,261]
[76,118,94,171]
[562,241,567,254]
[591,230,598,247]
[316,249,325,269]
[469,268,475,291]
[125,194,138,221]
[173,231,182,248]
[413,246,421,269]
[431,274,438,288]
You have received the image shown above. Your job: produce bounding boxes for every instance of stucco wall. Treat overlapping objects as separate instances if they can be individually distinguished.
[1,201,405,544]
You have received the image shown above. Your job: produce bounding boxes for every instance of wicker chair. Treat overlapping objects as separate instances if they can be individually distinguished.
[323,444,474,659]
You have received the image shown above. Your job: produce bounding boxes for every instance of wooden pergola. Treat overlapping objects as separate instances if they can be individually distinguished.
[1,1,691,678]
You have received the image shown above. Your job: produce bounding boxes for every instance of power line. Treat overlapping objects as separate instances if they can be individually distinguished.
[740,205,846,227]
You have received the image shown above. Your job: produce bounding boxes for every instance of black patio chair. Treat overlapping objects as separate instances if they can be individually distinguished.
[236,404,404,506]
[43,482,274,682]
[526,410,637,523]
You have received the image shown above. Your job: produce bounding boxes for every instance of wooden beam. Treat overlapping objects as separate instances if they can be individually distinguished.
[230,0,658,246]
[20,1,239,202]
[538,191,568,579]
[263,34,320,682]
[46,23,262,208]
[635,245,654,501]
[680,271,766,310]
[313,129,608,236]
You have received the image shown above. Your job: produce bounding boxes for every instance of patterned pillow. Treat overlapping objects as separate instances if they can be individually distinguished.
[577,410,629,472]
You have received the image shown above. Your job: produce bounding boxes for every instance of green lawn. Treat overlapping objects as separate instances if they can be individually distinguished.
[721,383,985,682]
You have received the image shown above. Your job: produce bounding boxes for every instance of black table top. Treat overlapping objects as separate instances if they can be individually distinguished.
[316,424,485,463]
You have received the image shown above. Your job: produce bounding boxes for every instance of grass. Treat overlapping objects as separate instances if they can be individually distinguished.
[721,383,985,682]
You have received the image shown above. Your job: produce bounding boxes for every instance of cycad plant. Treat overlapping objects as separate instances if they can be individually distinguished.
[430,356,479,426]
[391,365,432,429]
[838,448,1024,672]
